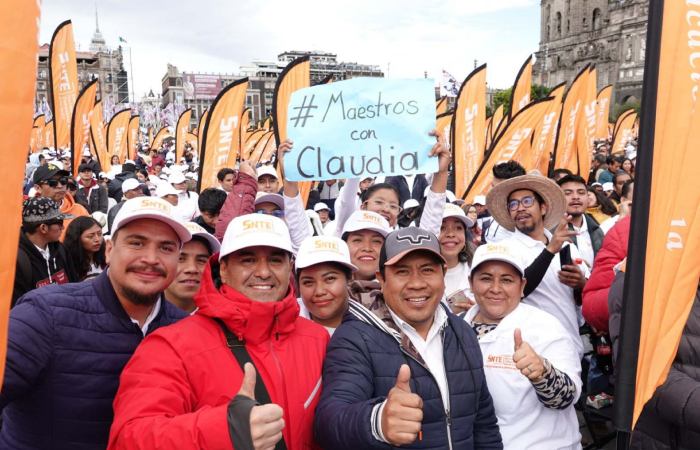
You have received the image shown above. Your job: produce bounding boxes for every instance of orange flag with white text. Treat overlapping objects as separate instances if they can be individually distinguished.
[198,78,248,191]
[0,0,42,393]
[530,82,565,174]
[107,109,130,164]
[595,85,613,140]
[49,20,78,149]
[577,66,598,180]
[452,64,486,199]
[553,64,590,174]
[239,108,249,151]
[611,111,637,155]
[70,79,97,176]
[197,109,208,155]
[175,109,191,163]
[90,100,108,171]
[491,104,505,141]
[509,55,533,118]
[436,111,453,144]
[33,114,45,152]
[44,120,54,149]
[436,97,448,116]
[243,129,265,160]
[127,115,139,161]
[152,126,169,152]
[463,98,552,203]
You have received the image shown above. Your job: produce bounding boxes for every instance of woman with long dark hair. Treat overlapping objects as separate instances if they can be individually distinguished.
[586,185,617,224]
[462,203,482,245]
[64,217,106,279]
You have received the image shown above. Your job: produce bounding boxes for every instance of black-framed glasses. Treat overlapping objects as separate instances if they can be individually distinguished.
[256,210,285,219]
[40,177,68,188]
[507,196,537,211]
[43,219,64,228]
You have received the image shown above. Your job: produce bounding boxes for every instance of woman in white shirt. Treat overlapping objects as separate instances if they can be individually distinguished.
[463,243,582,450]
[439,203,476,312]
[296,236,358,336]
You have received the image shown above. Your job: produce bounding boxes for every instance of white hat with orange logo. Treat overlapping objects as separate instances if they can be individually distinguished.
[471,242,526,277]
[184,222,221,254]
[341,210,391,238]
[295,236,358,272]
[111,197,192,244]
[219,214,293,261]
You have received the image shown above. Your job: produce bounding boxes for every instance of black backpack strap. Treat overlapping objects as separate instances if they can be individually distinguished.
[213,317,288,450]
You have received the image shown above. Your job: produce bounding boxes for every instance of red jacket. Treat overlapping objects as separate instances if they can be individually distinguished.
[215,172,258,242]
[581,215,630,333]
[108,257,330,450]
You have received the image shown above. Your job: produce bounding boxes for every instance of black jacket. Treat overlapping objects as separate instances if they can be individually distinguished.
[107,171,137,201]
[75,182,109,214]
[107,201,125,234]
[193,215,215,235]
[609,272,700,449]
[13,231,78,307]
[386,174,430,206]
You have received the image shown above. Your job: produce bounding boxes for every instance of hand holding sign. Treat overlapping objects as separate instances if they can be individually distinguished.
[513,329,546,382]
[381,364,423,446]
[238,363,285,450]
[429,129,451,174]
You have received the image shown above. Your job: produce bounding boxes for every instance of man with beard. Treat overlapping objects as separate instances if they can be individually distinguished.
[0,197,190,450]
[556,174,605,268]
[486,175,589,359]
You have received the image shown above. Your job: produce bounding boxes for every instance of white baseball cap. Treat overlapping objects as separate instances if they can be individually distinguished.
[121,178,141,193]
[296,236,358,272]
[254,192,285,210]
[314,202,330,212]
[257,165,278,179]
[341,210,391,238]
[473,195,487,206]
[443,203,474,228]
[183,222,221,254]
[403,199,420,210]
[603,182,614,192]
[111,197,191,244]
[219,214,293,261]
[83,149,91,157]
[148,175,160,184]
[628,151,637,160]
[445,190,457,203]
[168,171,186,185]
[98,172,109,180]
[471,242,525,277]
[156,182,180,198]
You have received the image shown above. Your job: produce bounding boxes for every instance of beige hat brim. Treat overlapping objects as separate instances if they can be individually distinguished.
[485,175,567,232]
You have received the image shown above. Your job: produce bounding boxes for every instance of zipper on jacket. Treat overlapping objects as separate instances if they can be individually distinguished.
[274,314,279,341]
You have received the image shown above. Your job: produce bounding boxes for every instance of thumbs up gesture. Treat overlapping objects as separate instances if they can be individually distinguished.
[237,363,285,450]
[512,329,547,382]
[381,364,424,446]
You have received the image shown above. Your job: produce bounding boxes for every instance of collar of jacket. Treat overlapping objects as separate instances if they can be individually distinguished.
[19,230,62,261]
[79,179,98,190]
[92,269,168,326]
[194,254,299,345]
[566,213,601,233]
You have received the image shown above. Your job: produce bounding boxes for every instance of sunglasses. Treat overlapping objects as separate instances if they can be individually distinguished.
[40,177,68,188]
[43,219,64,228]
[256,210,285,219]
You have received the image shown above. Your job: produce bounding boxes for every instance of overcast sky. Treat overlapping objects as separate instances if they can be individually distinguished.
[40,0,541,99]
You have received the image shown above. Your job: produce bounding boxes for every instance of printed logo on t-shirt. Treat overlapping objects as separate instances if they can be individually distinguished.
[36,270,68,288]
[485,354,518,370]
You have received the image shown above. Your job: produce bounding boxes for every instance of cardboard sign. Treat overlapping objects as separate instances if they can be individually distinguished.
[285,78,437,181]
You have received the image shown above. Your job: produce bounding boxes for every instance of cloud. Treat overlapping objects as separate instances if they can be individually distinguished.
[40,0,540,98]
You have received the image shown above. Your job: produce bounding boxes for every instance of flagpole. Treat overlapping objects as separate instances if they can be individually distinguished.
[129,46,135,105]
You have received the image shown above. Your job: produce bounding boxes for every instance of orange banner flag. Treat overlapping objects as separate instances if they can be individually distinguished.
[0,0,42,393]
[239,108,249,152]
[530,82,565,174]
[185,132,198,150]
[243,129,265,159]
[106,109,130,164]
[198,78,248,192]
[553,64,590,174]
[484,116,493,151]
[197,109,208,155]
[490,104,505,141]
[49,20,78,150]
[452,64,486,198]
[70,79,98,176]
[611,111,637,155]
[463,98,553,202]
[436,111,453,143]
[151,126,169,152]
[175,108,191,163]
[509,55,533,118]
[436,96,448,116]
[127,115,139,161]
[90,100,108,171]
[250,131,274,164]
[595,85,613,140]
[577,66,598,180]
[272,56,310,205]
[44,119,54,149]
[148,127,153,147]
[259,135,278,164]
[613,109,635,140]
[33,115,45,153]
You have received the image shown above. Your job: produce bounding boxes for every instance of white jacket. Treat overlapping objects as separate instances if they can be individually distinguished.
[464,303,582,450]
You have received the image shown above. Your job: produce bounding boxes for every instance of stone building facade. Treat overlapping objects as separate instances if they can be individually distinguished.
[533,0,649,115]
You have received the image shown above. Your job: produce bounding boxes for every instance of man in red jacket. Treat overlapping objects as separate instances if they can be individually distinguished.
[108,213,329,450]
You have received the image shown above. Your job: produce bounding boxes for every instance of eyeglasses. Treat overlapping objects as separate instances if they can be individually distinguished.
[365,199,403,214]
[43,219,64,228]
[40,177,68,188]
[256,210,285,219]
[507,196,537,211]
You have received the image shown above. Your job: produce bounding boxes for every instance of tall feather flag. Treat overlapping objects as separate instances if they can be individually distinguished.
[106,109,131,164]
[0,0,42,392]
[530,82,566,174]
[249,131,274,163]
[70,79,98,175]
[197,109,208,154]
[463,98,553,202]
[553,64,590,174]
[613,109,635,140]
[127,115,139,161]
[484,116,493,151]
[614,0,700,433]
[595,85,613,140]
[44,119,54,149]
[49,20,78,149]
[151,127,169,153]
[451,64,486,199]
[259,133,279,164]
[509,55,533,118]
[436,96,448,116]
[272,56,311,205]
[577,65,598,180]
[197,78,248,192]
[33,114,45,152]
[239,108,249,151]
[436,111,453,144]
[610,110,637,155]
[90,100,107,171]
[244,129,266,159]
[148,127,153,147]
[490,104,505,142]
[175,108,192,163]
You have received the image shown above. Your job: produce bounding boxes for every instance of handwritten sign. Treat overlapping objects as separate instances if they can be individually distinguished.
[285,78,437,181]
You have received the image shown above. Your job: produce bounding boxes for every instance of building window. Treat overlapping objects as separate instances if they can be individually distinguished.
[555,12,562,38]
[247,95,252,104]
[37,81,45,90]
[619,70,625,79]
[176,92,183,103]
[107,74,113,83]
[38,69,46,78]
[592,8,602,31]
[567,20,570,34]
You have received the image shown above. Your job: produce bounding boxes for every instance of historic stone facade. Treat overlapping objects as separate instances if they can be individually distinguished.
[533,0,648,116]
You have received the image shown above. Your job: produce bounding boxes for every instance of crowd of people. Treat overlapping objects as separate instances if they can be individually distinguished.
[1,129,697,450]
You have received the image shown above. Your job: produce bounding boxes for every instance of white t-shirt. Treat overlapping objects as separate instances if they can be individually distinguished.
[176,191,200,222]
[464,303,582,450]
[444,261,471,301]
[572,217,595,268]
[482,218,514,244]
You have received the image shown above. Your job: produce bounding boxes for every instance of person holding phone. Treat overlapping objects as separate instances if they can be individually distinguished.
[486,175,589,359]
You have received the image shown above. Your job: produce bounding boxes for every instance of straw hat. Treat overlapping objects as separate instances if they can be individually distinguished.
[485,175,566,232]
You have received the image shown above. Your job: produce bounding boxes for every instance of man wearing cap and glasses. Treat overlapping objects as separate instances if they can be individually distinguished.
[12,197,79,306]
[315,227,502,450]
[109,214,330,450]
[0,197,190,450]
[487,174,589,359]
[31,163,89,241]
